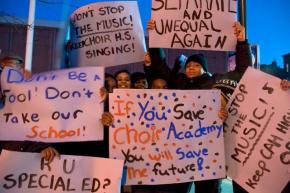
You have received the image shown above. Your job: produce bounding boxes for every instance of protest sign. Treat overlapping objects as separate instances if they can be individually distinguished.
[150,0,237,51]
[0,150,123,193]
[109,89,225,185]
[70,1,146,67]
[0,67,104,142]
[224,67,290,193]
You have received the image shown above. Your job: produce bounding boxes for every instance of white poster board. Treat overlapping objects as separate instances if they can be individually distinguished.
[109,89,225,185]
[0,150,123,193]
[224,67,290,193]
[70,1,146,67]
[150,0,237,51]
[0,67,104,142]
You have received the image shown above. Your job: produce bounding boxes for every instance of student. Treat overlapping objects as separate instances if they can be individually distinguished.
[115,70,131,89]
[131,72,149,89]
[101,70,132,138]
[0,54,59,163]
[102,70,132,193]
[151,77,168,89]
[147,19,252,193]
[105,73,117,93]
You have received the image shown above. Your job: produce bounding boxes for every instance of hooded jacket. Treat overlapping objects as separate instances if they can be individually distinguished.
[148,40,252,91]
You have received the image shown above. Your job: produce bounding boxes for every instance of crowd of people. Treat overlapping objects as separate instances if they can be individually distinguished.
[0,18,289,193]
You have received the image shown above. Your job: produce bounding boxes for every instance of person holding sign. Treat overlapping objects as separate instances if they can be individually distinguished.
[102,70,132,193]
[131,72,149,89]
[105,73,117,93]
[0,54,60,163]
[147,19,252,193]
[144,51,186,89]
[0,54,27,107]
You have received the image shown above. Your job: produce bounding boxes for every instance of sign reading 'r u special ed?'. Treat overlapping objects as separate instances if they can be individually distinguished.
[109,89,225,185]
[0,150,123,193]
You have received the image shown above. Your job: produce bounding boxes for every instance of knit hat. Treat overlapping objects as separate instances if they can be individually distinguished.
[185,54,208,72]
[1,54,24,68]
[131,72,147,84]
[212,78,238,102]
[1,54,24,63]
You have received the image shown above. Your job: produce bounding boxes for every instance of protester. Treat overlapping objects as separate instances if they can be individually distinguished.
[104,70,132,193]
[131,72,149,89]
[105,73,117,93]
[115,70,132,89]
[0,53,59,163]
[147,19,252,193]
[150,78,168,89]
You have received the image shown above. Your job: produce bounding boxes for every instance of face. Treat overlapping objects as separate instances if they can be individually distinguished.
[116,72,131,89]
[185,62,205,78]
[105,76,116,93]
[151,79,168,89]
[134,78,148,89]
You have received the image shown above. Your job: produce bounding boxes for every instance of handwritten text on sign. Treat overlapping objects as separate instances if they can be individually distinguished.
[70,1,146,67]
[109,89,225,185]
[0,150,123,193]
[224,67,290,193]
[0,67,104,142]
[150,0,237,51]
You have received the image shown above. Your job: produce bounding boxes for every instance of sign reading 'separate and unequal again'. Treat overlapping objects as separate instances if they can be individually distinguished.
[109,89,225,185]
[0,67,104,142]
[70,1,146,67]
[224,68,290,193]
[150,0,237,51]
[0,150,124,193]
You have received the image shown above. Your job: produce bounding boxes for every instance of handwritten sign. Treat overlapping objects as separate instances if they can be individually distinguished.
[69,1,146,67]
[224,67,290,193]
[0,150,123,193]
[0,67,104,142]
[109,89,225,185]
[150,0,237,51]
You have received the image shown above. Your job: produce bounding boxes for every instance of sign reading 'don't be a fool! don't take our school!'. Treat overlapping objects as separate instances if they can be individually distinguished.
[69,1,147,67]
[224,67,290,193]
[109,89,225,185]
[0,150,124,193]
[150,0,237,51]
[0,67,104,142]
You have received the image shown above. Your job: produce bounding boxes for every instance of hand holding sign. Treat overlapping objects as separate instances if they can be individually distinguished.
[233,22,245,42]
[40,147,60,163]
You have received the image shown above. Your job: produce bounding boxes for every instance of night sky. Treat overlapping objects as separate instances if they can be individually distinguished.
[1,0,289,68]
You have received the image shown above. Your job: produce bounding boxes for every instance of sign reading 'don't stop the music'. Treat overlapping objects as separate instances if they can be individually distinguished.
[70,1,146,67]
[224,67,290,193]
